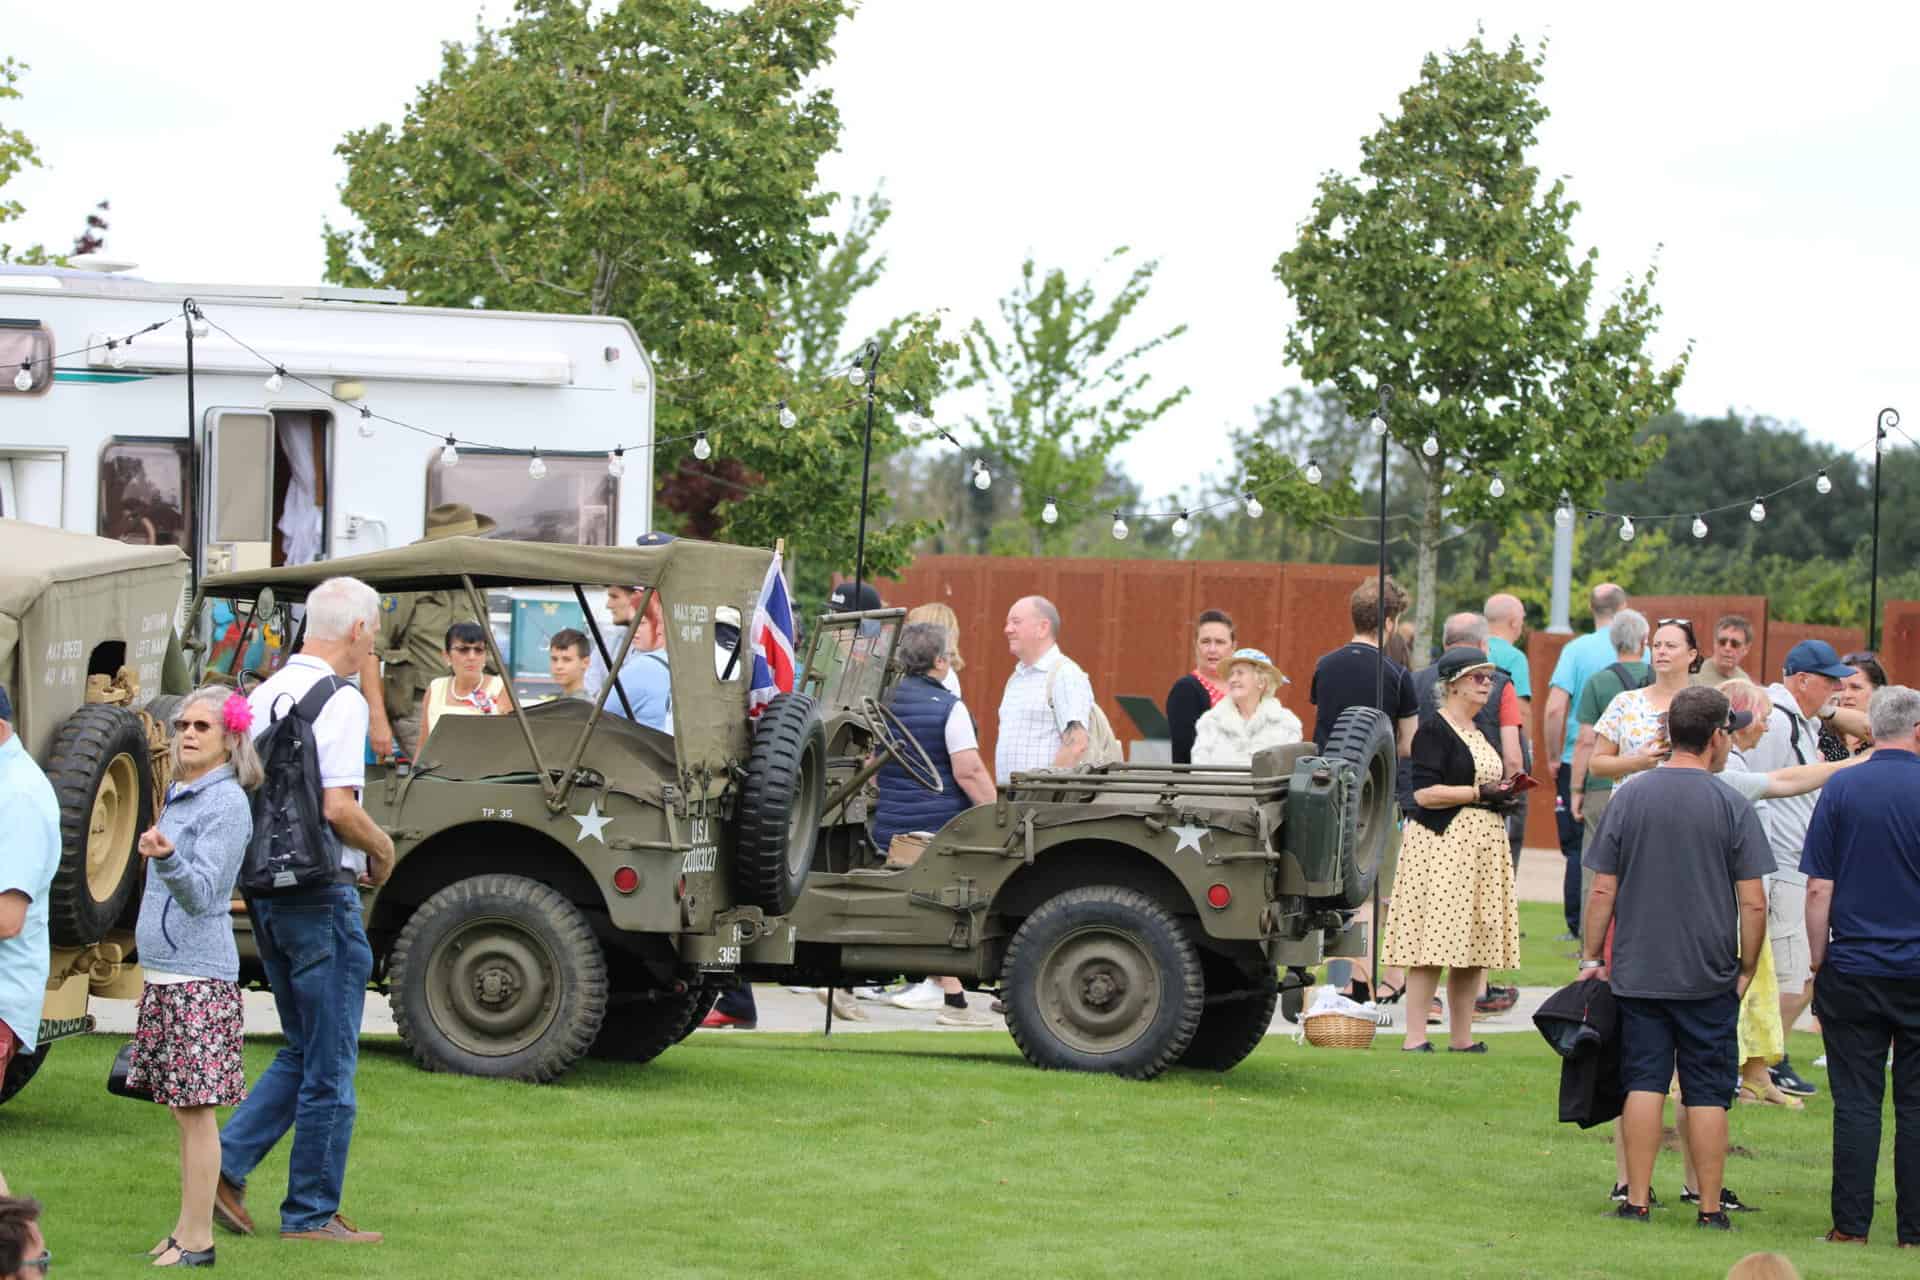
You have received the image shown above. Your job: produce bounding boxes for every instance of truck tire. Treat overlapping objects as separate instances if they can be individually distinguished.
[732,693,826,916]
[675,987,721,1044]
[590,990,698,1064]
[1178,965,1279,1072]
[1002,886,1204,1080]
[1316,706,1397,911]
[389,874,607,1084]
[0,1042,49,1107]
[44,704,154,947]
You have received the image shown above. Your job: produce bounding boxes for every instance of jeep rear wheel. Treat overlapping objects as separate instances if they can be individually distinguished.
[733,692,826,916]
[1177,965,1278,1072]
[590,990,699,1064]
[45,704,153,947]
[0,1041,49,1107]
[1316,706,1397,910]
[1002,886,1203,1080]
[390,874,607,1084]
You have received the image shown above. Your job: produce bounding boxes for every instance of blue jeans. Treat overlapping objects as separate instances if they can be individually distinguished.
[1555,766,1583,934]
[220,884,372,1233]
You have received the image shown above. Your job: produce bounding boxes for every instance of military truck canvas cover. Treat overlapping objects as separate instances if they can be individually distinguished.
[199,535,772,777]
[0,519,187,758]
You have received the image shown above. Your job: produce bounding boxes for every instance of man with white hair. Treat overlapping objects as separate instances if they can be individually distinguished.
[1802,684,1920,1247]
[216,576,395,1245]
[996,595,1093,783]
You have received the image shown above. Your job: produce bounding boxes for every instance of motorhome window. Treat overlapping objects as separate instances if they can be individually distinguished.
[0,320,53,394]
[98,438,193,549]
[426,451,616,545]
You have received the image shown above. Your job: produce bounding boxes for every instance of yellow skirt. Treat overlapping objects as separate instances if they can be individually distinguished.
[1737,934,1785,1064]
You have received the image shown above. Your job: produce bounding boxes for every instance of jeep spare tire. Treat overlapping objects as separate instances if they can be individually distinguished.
[1317,706,1397,910]
[44,704,154,947]
[732,692,826,916]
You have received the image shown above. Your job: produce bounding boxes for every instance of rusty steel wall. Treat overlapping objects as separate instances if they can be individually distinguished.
[1764,622,1866,680]
[1884,603,1920,686]
[881,556,1369,771]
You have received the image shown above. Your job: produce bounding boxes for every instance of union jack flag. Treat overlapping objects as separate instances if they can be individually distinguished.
[748,553,797,717]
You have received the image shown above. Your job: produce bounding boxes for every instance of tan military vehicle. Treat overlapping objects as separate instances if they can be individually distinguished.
[0,520,190,1106]
[193,536,818,1085]
[751,608,1395,1080]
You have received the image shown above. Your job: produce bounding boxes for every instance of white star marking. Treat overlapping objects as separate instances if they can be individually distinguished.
[571,802,613,844]
[1170,825,1209,854]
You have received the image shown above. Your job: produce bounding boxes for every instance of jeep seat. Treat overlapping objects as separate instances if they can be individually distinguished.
[415,697,678,790]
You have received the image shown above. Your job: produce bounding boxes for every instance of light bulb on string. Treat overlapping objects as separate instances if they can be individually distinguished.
[848,364,866,387]
[693,432,713,462]
[1303,459,1322,486]
[971,459,991,491]
[440,437,460,468]
[12,365,31,392]
[188,311,208,339]
[1554,494,1574,529]
[778,401,797,430]
[1692,514,1709,539]
[357,406,374,439]
[1111,512,1129,541]
[1815,469,1832,495]
[1171,511,1191,538]
[1244,493,1264,520]
[528,449,548,480]
[1749,496,1766,523]
[1041,498,1059,525]
[607,449,626,478]
[1368,411,1386,438]
[1618,516,1635,542]
[1441,482,1453,498]
[1489,474,1506,499]
[265,367,285,394]
[1421,435,1439,458]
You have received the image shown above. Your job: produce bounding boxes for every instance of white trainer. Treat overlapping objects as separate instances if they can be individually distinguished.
[890,979,947,1011]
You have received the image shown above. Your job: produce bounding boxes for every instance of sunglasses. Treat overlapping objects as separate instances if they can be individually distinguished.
[448,644,488,656]
[1456,671,1493,685]
[22,1251,49,1273]
[171,717,217,735]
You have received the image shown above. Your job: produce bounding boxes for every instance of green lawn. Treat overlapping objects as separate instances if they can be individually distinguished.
[4,1027,1904,1278]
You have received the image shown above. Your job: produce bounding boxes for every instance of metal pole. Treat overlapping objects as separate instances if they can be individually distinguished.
[1870,408,1898,651]
[184,299,202,584]
[850,340,882,606]
[1369,386,1391,998]
[1548,505,1574,635]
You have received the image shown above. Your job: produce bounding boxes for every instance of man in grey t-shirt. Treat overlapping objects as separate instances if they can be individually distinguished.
[1580,686,1773,1227]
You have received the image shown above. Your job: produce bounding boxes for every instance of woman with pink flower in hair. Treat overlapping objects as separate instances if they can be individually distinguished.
[128,685,261,1269]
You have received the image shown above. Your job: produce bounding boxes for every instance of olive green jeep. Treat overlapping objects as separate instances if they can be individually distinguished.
[752,607,1396,1080]
[194,536,821,1085]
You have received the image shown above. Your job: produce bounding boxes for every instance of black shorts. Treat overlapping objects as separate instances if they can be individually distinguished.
[1617,992,1739,1109]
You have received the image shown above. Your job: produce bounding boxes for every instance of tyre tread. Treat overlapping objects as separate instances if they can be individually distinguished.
[42,704,152,947]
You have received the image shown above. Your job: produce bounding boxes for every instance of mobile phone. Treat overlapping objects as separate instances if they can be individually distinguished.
[1503,773,1541,794]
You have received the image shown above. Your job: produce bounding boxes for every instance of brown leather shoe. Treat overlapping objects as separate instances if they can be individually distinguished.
[1824,1228,1869,1244]
[212,1175,254,1237]
[282,1213,383,1244]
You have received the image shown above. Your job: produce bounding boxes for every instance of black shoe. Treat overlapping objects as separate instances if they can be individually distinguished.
[155,1243,217,1267]
[1611,1184,1660,1206]
[1696,1210,1733,1231]
[1615,1201,1651,1222]
[1770,1059,1818,1097]
[1683,1185,1754,1212]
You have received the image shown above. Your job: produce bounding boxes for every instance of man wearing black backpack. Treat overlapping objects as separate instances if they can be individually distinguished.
[215,576,395,1246]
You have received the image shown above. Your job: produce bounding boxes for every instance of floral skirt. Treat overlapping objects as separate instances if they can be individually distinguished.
[126,980,248,1108]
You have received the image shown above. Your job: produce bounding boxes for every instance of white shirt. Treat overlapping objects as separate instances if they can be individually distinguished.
[1741,682,1824,885]
[944,702,978,756]
[248,653,371,876]
[995,645,1093,783]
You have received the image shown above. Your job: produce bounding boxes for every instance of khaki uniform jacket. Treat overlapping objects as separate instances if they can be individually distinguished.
[376,589,483,723]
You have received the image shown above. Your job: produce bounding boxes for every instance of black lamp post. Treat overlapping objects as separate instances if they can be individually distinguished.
[1869,406,1899,651]
[1366,384,1392,997]
[850,339,883,606]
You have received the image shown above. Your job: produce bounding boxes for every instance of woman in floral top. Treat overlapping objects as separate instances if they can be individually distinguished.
[1589,618,1703,786]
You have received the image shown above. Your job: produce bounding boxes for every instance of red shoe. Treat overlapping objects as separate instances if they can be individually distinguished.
[699,1010,755,1030]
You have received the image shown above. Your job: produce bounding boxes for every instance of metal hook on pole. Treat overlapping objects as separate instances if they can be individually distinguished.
[1869,406,1900,650]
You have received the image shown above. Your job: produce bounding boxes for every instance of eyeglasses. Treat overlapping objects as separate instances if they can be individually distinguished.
[449,644,488,656]
[22,1250,50,1273]
[171,717,216,735]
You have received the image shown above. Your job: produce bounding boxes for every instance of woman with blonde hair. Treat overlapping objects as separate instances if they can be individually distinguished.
[905,602,964,696]
[129,685,263,1268]
[1191,648,1301,766]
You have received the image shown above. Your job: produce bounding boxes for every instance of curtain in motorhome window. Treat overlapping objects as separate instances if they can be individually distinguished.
[0,322,54,394]
[99,439,193,549]
[426,451,616,545]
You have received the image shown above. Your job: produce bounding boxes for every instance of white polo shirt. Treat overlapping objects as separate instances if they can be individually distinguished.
[995,645,1094,783]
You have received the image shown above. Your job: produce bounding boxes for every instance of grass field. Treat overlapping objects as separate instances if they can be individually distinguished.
[4,1025,1905,1279]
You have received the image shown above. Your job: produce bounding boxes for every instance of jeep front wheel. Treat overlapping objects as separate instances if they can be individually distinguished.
[389,874,608,1084]
[1002,886,1203,1080]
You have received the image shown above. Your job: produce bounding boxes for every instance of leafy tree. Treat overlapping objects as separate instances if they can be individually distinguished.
[957,250,1189,554]
[1274,33,1689,649]
[0,57,52,264]
[324,0,951,578]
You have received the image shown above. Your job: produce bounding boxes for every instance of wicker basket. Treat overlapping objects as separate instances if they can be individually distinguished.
[1301,1010,1378,1050]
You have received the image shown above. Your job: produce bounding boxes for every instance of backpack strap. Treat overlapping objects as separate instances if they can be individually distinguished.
[1603,661,1649,693]
[1770,697,1808,765]
[290,675,350,723]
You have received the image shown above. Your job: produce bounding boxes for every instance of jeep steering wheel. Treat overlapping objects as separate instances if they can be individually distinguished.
[861,697,943,794]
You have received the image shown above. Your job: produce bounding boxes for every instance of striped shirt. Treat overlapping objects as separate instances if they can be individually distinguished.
[995,645,1094,783]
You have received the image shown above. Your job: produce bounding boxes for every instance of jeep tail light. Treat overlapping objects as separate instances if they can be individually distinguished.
[612,866,640,895]
[1206,883,1231,910]
[675,875,687,901]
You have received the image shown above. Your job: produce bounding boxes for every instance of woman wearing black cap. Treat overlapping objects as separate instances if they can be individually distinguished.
[1383,646,1523,1052]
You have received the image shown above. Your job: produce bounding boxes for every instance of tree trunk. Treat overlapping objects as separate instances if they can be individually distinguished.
[1412,459,1444,663]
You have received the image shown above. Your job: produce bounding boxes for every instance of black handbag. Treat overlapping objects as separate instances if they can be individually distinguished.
[107,1041,153,1102]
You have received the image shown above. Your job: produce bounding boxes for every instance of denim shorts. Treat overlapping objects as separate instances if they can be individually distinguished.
[1617,991,1739,1108]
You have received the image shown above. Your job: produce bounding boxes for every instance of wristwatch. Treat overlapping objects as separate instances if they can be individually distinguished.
[1578,958,1604,971]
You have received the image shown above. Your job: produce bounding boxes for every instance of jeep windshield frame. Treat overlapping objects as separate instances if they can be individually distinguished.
[798,608,904,718]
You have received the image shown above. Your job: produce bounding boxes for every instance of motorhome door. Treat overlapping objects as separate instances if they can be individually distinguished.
[202,408,331,575]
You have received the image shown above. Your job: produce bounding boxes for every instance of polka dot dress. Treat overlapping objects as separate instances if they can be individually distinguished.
[1382,719,1521,970]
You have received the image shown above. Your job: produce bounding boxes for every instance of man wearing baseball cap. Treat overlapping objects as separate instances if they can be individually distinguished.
[1742,638,1858,1098]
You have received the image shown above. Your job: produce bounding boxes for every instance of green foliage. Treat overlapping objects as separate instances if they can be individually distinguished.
[1274,32,1688,649]
[0,56,53,264]
[1431,509,1672,631]
[958,250,1189,554]
[324,0,952,578]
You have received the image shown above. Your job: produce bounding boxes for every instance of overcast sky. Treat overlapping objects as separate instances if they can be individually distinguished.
[7,2,1916,511]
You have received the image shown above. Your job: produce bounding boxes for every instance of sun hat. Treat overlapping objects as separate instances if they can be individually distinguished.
[1436,646,1497,684]
[421,502,498,541]
[1225,647,1288,688]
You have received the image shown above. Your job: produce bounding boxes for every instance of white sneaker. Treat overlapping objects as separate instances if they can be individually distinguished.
[854,984,903,1002]
[813,989,868,1021]
[890,979,946,1011]
[936,1005,996,1028]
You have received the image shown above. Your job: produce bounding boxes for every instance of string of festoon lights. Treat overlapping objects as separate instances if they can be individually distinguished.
[11,312,181,389]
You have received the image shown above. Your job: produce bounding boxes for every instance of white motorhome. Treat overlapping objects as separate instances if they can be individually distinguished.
[0,263,655,578]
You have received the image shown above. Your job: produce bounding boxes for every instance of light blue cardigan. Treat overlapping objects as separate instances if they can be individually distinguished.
[134,763,253,982]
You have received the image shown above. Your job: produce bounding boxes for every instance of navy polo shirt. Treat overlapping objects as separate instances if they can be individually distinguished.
[1800,748,1920,979]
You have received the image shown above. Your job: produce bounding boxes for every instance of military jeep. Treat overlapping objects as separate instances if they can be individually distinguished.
[0,519,191,1107]
[758,608,1396,1080]
[194,536,819,1085]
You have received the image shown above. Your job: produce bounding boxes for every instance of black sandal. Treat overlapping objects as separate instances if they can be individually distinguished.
[1375,982,1407,1005]
[1447,1041,1489,1054]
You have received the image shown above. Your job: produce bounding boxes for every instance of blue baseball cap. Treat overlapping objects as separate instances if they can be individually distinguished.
[634,531,677,547]
[1783,638,1854,680]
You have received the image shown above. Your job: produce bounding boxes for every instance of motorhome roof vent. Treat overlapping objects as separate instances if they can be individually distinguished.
[67,254,140,274]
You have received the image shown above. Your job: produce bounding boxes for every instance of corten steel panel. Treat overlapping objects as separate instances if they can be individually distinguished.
[1524,631,1575,851]
[1765,622,1865,682]
[1115,563,1196,718]
[1883,602,1920,686]
[1281,565,1375,720]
